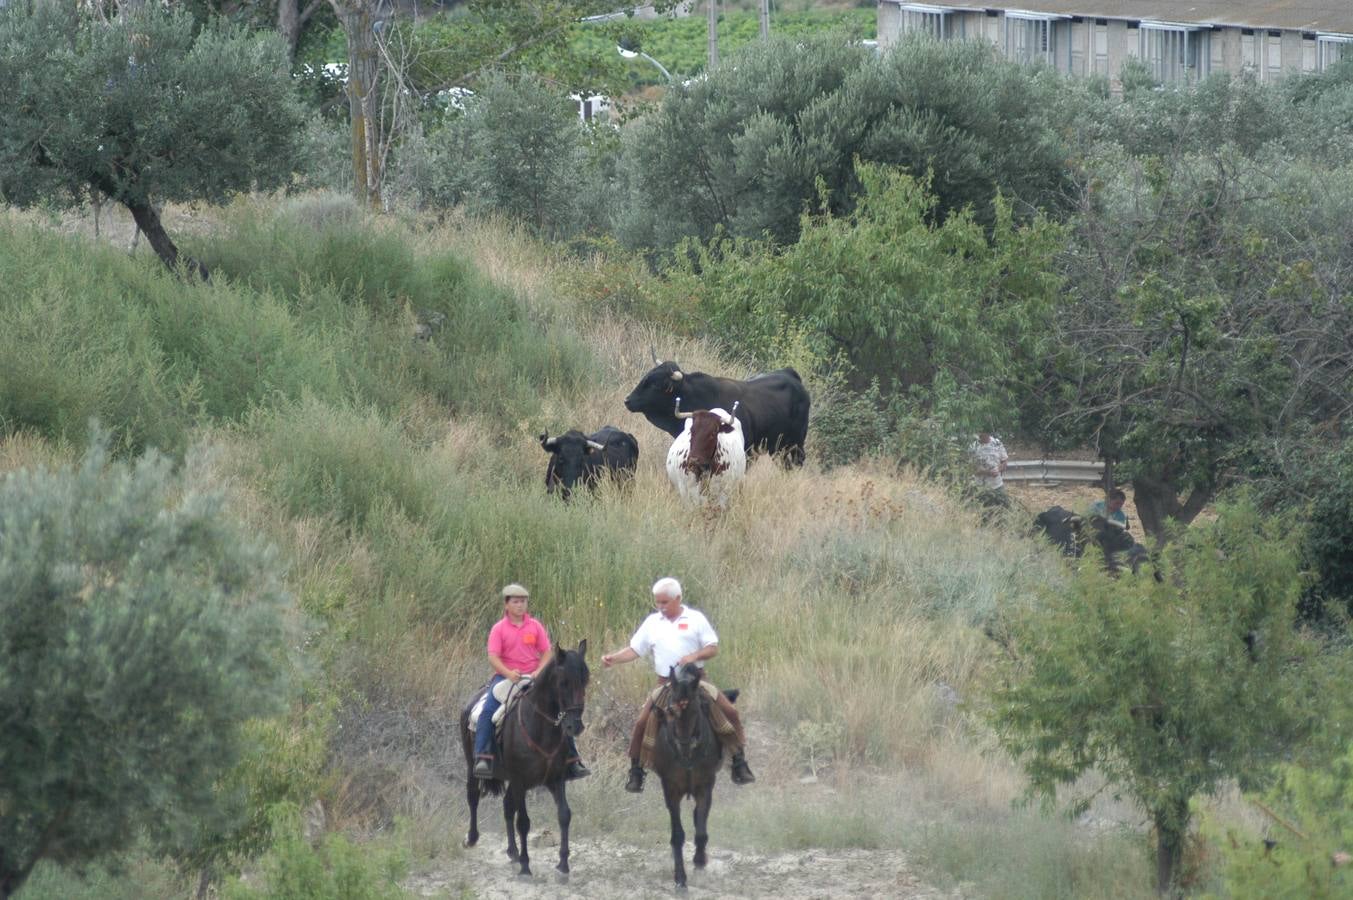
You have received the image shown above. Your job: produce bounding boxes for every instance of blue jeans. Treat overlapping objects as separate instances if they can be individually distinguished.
[474,675,506,758]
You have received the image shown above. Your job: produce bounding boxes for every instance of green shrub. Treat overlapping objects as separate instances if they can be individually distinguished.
[222,805,409,900]
[1211,743,1353,899]
[0,432,291,897]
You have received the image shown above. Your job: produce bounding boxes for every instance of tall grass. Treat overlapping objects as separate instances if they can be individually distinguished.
[2,195,1169,897]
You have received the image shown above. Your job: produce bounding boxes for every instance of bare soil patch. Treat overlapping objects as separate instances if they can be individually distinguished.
[405,830,961,899]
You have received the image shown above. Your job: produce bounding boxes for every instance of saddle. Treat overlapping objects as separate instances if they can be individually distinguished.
[640,680,737,769]
[468,677,532,737]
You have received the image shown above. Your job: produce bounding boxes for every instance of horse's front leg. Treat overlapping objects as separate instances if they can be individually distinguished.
[662,780,688,888]
[514,788,532,877]
[548,781,571,878]
[692,781,713,869]
[464,769,481,848]
[502,786,519,861]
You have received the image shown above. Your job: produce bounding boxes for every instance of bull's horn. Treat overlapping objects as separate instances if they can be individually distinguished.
[674,397,692,419]
[730,400,739,415]
[540,432,557,450]
[671,369,683,381]
[587,440,604,451]
[651,344,659,365]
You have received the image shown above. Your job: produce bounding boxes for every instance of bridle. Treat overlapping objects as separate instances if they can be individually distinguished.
[515,664,586,762]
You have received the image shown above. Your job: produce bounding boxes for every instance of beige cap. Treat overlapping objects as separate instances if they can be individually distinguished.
[501,583,530,599]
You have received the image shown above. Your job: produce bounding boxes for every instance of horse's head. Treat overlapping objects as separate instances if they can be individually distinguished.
[664,662,705,716]
[545,640,589,737]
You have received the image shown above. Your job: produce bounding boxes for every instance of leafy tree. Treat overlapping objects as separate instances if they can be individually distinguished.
[670,163,1064,425]
[1213,742,1353,899]
[426,72,590,235]
[326,0,665,208]
[614,33,1071,250]
[1038,139,1353,538]
[0,435,292,899]
[0,5,306,277]
[987,500,1325,895]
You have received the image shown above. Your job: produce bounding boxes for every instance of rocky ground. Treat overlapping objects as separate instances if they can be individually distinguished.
[404,830,963,900]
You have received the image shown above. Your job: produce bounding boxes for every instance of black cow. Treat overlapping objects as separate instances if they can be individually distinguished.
[1033,506,1153,576]
[540,426,639,500]
[624,360,811,466]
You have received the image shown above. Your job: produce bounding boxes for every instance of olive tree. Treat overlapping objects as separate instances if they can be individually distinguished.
[615,34,1071,250]
[987,501,1325,895]
[0,437,291,899]
[0,5,307,277]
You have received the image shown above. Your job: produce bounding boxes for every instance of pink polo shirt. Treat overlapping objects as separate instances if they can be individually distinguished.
[487,613,551,674]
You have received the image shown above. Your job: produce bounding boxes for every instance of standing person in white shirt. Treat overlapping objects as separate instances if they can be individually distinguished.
[601,577,755,793]
[970,430,1009,505]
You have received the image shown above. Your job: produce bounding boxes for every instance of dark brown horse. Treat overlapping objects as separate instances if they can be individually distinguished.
[460,641,589,878]
[650,662,738,888]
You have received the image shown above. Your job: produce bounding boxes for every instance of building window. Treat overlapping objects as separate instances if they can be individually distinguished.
[1210,27,1224,71]
[1241,30,1258,75]
[1266,31,1283,80]
[1094,21,1109,74]
[1006,13,1056,66]
[896,4,953,40]
[1140,24,1206,84]
[1303,35,1317,71]
[1070,20,1086,74]
[1318,34,1353,71]
[984,13,1001,45]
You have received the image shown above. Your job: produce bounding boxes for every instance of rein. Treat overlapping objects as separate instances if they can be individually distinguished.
[513,682,582,763]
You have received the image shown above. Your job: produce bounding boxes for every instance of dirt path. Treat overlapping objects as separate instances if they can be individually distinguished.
[405,831,961,899]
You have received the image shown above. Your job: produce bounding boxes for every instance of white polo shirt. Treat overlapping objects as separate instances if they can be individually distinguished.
[630,605,718,678]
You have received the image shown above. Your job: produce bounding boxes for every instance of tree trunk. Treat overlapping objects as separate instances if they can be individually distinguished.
[125,195,209,280]
[278,0,325,65]
[1132,472,1212,542]
[1153,797,1191,895]
[332,0,385,209]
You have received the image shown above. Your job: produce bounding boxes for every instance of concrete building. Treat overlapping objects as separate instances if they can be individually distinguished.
[877,1,1353,88]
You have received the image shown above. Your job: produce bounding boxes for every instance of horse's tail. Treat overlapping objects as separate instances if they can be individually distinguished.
[477,777,504,796]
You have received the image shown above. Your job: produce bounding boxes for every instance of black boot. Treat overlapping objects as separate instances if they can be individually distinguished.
[565,759,591,780]
[730,751,756,785]
[624,764,646,793]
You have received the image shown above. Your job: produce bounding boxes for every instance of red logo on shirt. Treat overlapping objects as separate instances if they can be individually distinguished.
[522,632,536,645]
[678,623,688,630]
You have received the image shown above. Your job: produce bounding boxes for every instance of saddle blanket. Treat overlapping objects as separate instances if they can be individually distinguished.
[640,680,737,769]
[468,677,529,734]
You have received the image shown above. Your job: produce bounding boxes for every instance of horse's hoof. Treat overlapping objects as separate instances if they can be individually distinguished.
[694,855,707,869]
[506,849,518,861]
[463,835,477,848]
[675,880,688,891]
[518,867,532,880]
[556,870,569,884]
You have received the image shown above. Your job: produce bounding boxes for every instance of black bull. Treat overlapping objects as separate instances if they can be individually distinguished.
[541,426,639,499]
[1033,506,1153,576]
[624,361,810,465]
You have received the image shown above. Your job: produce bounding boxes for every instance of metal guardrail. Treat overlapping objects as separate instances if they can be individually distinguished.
[1004,459,1106,484]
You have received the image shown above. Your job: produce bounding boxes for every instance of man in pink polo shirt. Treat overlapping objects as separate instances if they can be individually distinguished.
[472,583,590,780]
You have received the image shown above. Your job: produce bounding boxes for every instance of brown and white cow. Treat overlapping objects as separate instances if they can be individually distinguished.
[665,399,747,508]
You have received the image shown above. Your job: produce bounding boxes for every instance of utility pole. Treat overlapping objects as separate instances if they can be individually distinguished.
[707,0,718,69]
[759,0,769,39]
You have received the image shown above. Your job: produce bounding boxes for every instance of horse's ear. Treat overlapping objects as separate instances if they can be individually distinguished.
[554,645,566,665]
[667,665,677,681]
[576,638,588,657]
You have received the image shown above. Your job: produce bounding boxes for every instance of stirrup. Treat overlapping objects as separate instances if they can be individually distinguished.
[473,757,495,779]
[565,760,591,780]
[624,766,645,793]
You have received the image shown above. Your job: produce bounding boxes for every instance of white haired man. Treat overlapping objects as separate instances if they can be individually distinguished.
[601,576,755,793]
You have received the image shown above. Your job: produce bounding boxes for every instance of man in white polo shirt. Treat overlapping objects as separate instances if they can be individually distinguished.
[601,576,755,793]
